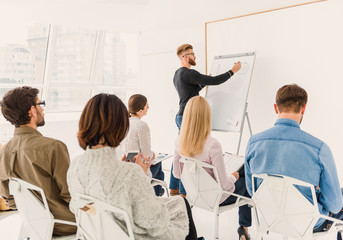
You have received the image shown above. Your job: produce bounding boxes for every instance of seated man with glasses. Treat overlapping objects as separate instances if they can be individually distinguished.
[0,86,76,236]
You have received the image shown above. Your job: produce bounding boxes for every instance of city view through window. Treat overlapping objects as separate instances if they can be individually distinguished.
[0,24,138,114]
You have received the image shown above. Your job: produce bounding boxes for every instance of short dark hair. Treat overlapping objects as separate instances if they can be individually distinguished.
[128,94,147,116]
[1,86,39,127]
[177,44,193,57]
[276,84,308,113]
[78,94,129,150]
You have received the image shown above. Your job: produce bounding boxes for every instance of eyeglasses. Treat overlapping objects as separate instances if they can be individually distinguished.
[35,100,46,107]
[182,53,195,57]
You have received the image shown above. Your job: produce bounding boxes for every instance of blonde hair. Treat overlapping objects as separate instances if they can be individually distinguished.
[179,96,211,157]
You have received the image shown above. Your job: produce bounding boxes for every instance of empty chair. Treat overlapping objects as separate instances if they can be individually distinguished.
[8,178,76,240]
[252,173,343,240]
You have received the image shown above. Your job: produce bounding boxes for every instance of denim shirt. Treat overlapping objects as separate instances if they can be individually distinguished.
[245,118,343,228]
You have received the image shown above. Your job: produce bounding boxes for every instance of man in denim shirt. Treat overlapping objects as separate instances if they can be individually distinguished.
[245,84,343,239]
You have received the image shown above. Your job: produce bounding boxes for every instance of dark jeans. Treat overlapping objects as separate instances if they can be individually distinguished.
[184,197,198,240]
[313,188,343,240]
[220,174,252,227]
[169,164,186,194]
[150,162,164,196]
[169,114,186,195]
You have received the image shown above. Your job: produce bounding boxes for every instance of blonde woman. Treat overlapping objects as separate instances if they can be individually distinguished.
[173,96,251,240]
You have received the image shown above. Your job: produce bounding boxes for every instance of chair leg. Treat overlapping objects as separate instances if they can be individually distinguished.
[18,226,26,240]
[255,232,261,240]
[214,212,219,240]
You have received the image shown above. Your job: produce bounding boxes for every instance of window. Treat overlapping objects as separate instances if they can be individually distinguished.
[46,87,91,112]
[49,26,97,84]
[0,24,48,86]
[0,24,139,117]
[93,31,138,105]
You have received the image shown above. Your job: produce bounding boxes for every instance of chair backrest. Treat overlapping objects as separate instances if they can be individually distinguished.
[252,173,320,239]
[179,156,223,212]
[73,193,135,240]
[9,177,55,240]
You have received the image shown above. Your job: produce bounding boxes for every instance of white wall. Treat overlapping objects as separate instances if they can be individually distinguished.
[139,0,343,183]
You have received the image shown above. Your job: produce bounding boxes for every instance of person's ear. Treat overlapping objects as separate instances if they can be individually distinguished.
[274,104,279,114]
[301,104,307,115]
[28,106,37,118]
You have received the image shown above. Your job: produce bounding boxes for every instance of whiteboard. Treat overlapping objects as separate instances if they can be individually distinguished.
[206,52,255,132]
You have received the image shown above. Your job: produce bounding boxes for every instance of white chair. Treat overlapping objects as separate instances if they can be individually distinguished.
[8,178,77,240]
[179,156,253,240]
[151,178,169,197]
[72,193,135,240]
[252,173,343,240]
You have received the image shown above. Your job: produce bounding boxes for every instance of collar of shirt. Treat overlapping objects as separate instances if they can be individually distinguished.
[274,118,300,129]
[14,126,43,136]
[130,116,140,121]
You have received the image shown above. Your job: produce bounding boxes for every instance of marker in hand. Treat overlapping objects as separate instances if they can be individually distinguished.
[231,61,241,73]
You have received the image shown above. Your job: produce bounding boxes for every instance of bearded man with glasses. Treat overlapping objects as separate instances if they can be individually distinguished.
[169,43,242,197]
[0,86,76,236]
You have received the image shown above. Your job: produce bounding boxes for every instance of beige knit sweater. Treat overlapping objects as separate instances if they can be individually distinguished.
[67,146,189,240]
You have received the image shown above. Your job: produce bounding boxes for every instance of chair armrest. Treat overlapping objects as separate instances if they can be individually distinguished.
[319,214,343,233]
[151,178,167,188]
[53,219,77,226]
[151,178,169,197]
[223,190,254,207]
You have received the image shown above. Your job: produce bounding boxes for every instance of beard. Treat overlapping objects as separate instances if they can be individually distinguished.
[37,119,45,127]
[189,58,196,66]
[37,112,45,127]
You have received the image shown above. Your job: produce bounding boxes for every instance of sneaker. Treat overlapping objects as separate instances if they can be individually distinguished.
[169,189,180,196]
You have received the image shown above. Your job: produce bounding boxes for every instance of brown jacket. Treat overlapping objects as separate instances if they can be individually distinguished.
[0,127,76,236]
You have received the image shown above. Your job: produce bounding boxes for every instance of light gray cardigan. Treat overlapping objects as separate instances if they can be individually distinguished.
[67,146,189,240]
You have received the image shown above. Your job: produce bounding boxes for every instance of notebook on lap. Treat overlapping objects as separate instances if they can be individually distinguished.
[223,152,245,175]
[151,153,172,165]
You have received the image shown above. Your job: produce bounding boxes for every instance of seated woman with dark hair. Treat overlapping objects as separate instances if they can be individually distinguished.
[67,93,201,240]
[125,94,165,196]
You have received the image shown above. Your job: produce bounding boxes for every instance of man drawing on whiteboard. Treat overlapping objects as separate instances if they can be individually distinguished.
[169,43,242,197]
